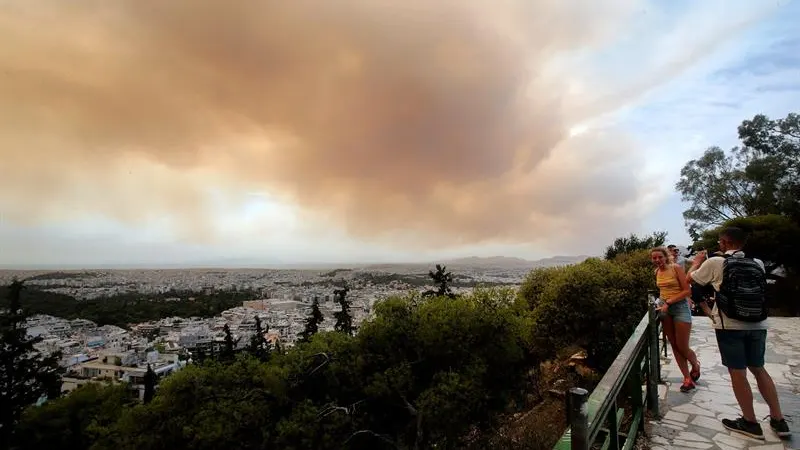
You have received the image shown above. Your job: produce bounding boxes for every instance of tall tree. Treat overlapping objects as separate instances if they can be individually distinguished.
[333,282,354,335]
[299,297,324,342]
[738,112,800,222]
[423,264,455,298]
[604,231,668,260]
[247,316,271,361]
[677,112,799,238]
[142,364,156,404]
[0,280,63,447]
[220,324,239,362]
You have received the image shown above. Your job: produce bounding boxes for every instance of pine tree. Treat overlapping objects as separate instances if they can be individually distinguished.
[423,264,456,298]
[220,324,238,362]
[299,297,324,342]
[0,280,63,446]
[247,316,270,361]
[142,364,156,404]
[333,283,354,335]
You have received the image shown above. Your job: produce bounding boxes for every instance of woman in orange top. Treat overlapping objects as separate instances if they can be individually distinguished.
[652,247,701,392]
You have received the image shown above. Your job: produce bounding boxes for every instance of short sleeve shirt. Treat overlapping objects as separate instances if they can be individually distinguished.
[689,250,767,331]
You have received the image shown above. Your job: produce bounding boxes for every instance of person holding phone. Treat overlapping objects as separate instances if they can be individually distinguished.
[652,247,701,392]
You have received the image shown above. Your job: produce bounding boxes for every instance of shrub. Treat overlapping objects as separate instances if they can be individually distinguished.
[519,258,650,369]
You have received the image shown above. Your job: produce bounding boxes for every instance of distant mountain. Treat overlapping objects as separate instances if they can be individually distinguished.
[359,255,591,272]
[439,255,591,269]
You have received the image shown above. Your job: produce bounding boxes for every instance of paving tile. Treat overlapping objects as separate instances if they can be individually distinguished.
[747,444,786,450]
[665,411,691,423]
[678,431,712,442]
[672,438,714,449]
[712,432,750,449]
[664,419,690,429]
[692,415,728,432]
[675,404,719,417]
[645,318,800,450]
[717,444,741,450]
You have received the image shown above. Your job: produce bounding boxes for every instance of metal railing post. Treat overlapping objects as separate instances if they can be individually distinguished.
[568,387,589,450]
[646,301,660,417]
[627,358,645,434]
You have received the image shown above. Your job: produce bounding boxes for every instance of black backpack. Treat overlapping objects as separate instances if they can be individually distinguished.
[716,252,768,323]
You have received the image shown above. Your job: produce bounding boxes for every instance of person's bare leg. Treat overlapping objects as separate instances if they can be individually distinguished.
[749,367,784,420]
[664,317,691,380]
[673,321,700,369]
[729,368,757,422]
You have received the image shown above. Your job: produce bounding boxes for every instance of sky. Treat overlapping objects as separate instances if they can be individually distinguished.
[0,0,798,268]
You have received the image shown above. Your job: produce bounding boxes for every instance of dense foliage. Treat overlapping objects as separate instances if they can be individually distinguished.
[0,287,256,329]
[603,231,667,261]
[520,256,653,368]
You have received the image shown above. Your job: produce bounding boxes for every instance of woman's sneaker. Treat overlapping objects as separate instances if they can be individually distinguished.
[722,417,764,440]
[769,417,790,438]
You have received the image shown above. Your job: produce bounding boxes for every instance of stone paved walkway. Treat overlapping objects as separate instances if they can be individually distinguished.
[650,317,800,450]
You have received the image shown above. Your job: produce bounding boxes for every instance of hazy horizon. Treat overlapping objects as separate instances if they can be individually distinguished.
[0,254,592,271]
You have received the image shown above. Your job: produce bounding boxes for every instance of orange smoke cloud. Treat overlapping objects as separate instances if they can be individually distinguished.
[0,0,648,249]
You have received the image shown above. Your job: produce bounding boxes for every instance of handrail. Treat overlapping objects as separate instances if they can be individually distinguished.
[553,302,662,450]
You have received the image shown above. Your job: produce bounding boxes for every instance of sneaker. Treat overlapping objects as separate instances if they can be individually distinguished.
[722,417,764,440]
[769,417,791,438]
[679,381,696,393]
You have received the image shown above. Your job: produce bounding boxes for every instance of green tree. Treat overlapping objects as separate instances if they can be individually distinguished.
[603,231,667,260]
[247,316,271,362]
[220,324,238,362]
[333,283,354,335]
[423,264,455,298]
[299,297,324,342]
[738,113,800,222]
[0,280,64,447]
[11,384,135,450]
[143,365,156,404]
[109,357,292,450]
[519,258,651,369]
[677,112,799,238]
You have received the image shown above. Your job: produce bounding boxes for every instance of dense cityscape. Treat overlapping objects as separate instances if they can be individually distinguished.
[0,256,585,401]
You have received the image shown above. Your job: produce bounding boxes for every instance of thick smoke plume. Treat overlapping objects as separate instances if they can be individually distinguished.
[1,0,650,248]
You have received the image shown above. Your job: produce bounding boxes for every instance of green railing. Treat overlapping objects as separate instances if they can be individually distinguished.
[553,299,662,450]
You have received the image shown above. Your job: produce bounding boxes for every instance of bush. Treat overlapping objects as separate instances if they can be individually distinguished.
[519,257,651,369]
[12,384,135,450]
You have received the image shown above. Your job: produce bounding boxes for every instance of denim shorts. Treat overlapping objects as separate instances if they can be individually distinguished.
[715,329,767,370]
[667,299,692,323]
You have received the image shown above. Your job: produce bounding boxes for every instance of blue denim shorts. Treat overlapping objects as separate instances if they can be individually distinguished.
[667,299,692,323]
[715,329,767,369]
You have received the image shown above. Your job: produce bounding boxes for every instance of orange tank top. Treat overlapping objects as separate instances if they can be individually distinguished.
[656,265,682,300]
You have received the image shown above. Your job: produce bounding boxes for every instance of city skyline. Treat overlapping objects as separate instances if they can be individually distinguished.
[1,0,798,267]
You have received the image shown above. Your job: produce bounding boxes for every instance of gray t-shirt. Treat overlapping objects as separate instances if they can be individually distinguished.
[688,250,767,331]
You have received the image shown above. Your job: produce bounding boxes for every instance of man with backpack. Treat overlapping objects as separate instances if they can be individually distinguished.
[687,227,790,440]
